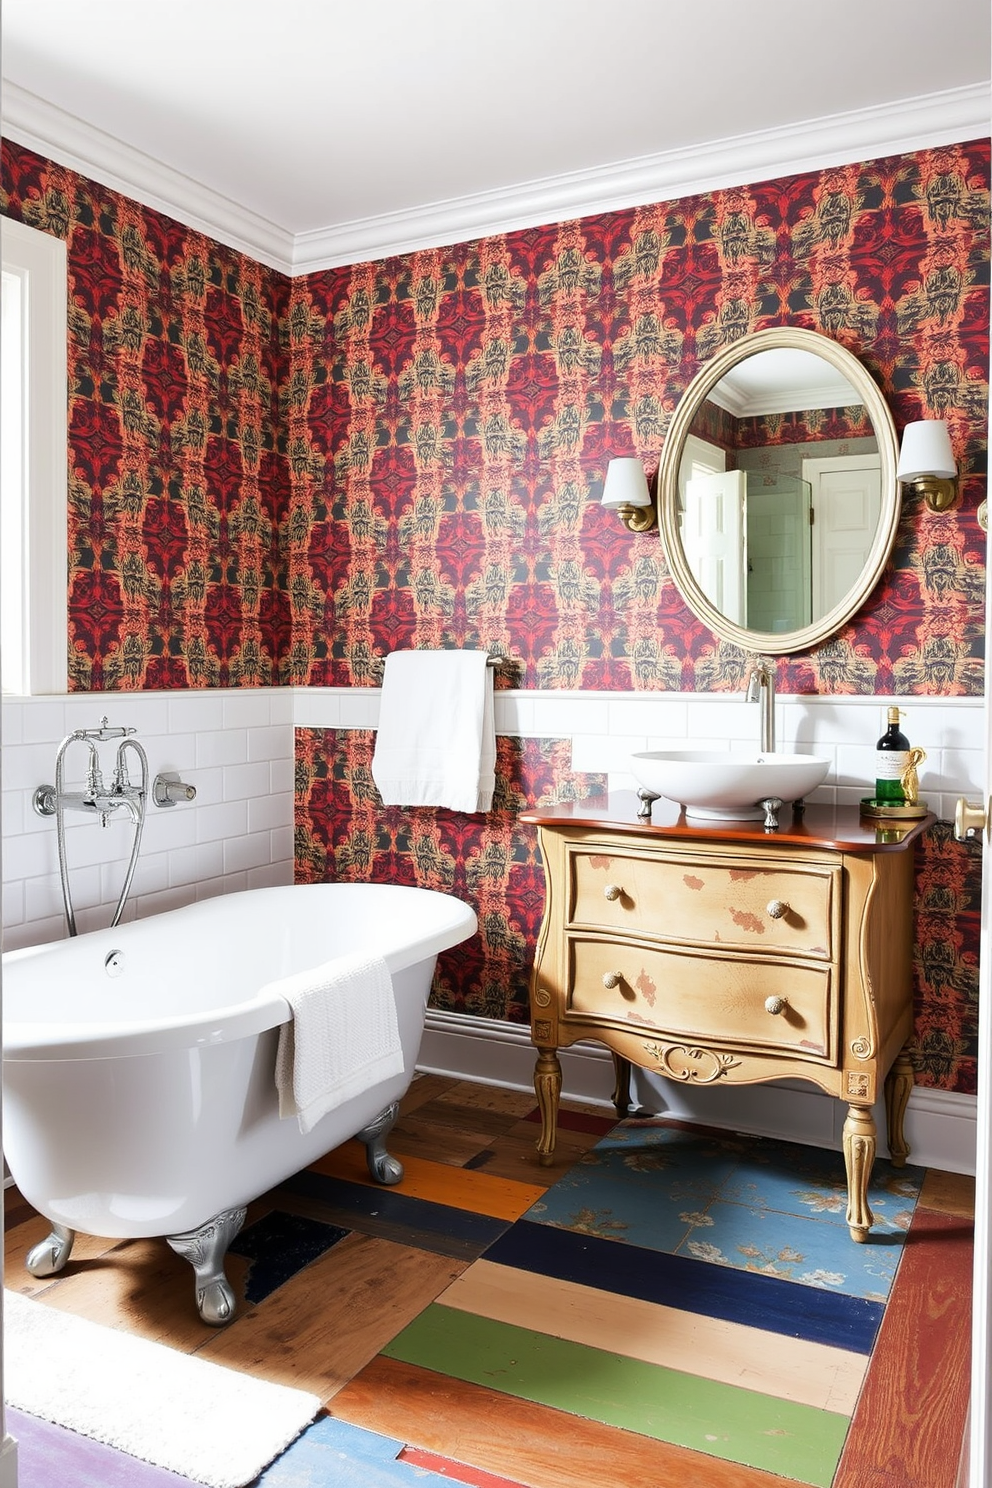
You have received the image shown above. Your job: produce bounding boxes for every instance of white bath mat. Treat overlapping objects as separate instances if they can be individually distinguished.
[4,1289,322,1488]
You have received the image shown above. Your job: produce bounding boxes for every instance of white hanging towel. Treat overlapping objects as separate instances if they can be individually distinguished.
[371,649,496,813]
[271,951,403,1134]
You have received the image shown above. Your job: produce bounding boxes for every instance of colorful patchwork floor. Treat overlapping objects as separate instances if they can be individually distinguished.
[5,1077,974,1488]
[378,1122,919,1487]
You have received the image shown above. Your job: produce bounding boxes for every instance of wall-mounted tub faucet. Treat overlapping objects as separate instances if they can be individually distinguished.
[33,718,149,935]
[745,661,777,755]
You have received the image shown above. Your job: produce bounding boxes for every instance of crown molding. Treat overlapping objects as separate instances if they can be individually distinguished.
[1,82,295,273]
[3,78,989,278]
[296,84,990,271]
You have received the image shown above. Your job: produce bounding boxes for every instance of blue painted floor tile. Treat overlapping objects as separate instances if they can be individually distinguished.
[676,1198,905,1301]
[230,1210,350,1304]
[520,1119,922,1301]
[523,1125,741,1248]
[253,1414,458,1487]
[718,1140,923,1233]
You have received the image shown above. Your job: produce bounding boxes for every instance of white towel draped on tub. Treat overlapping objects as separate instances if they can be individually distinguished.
[371,649,496,813]
[272,952,403,1134]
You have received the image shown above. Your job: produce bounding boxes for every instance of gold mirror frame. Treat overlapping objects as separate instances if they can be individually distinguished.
[657,326,900,656]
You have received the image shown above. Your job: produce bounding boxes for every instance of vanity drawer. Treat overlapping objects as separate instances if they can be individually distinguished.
[568,848,838,959]
[565,935,835,1061]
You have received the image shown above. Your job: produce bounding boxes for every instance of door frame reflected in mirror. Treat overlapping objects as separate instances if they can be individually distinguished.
[657,326,900,656]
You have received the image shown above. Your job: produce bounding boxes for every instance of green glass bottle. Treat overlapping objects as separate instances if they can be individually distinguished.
[875,707,910,805]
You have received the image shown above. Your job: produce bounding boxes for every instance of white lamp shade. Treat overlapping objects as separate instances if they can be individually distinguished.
[601,457,651,509]
[897,420,957,480]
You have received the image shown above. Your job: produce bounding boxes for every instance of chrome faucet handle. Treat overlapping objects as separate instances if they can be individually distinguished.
[745,658,773,693]
[32,785,57,817]
[71,719,136,743]
[95,717,136,741]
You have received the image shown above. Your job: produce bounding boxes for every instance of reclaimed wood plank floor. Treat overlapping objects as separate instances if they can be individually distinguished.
[4,1075,975,1488]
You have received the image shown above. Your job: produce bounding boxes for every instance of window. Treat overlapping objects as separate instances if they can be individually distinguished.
[1,217,68,695]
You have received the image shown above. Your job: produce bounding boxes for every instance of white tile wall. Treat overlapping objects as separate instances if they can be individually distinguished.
[2,690,294,950]
[2,684,982,950]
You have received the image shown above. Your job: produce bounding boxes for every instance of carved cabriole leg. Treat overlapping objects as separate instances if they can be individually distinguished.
[166,1205,247,1326]
[356,1100,403,1185]
[611,1053,632,1119]
[843,1104,876,1243]
[25,1223,75,1278]
[534,1048,562,1167]
[884,1046,914,1168]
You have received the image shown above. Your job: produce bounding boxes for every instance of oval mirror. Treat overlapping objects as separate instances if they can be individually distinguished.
[657,327,899,655]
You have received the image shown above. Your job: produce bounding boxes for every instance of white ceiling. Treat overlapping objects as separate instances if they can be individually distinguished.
[2,0,990,273]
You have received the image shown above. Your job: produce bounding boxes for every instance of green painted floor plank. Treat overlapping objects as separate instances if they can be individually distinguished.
[383,1304,849,1488]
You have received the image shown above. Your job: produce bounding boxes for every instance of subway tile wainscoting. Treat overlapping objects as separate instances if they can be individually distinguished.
[8,688,981,955]
[1,690,295,950]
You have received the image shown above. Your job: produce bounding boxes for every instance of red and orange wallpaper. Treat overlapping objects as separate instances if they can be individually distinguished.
[3,137,987,694]
[1,134,988,1091]
[288,144,989,696]
[2,141,289,690]
[295,729,606,1026]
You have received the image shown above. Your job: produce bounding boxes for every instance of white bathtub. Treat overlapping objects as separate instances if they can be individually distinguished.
[3,882,477,1322]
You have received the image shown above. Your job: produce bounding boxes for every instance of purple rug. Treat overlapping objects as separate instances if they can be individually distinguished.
[10,1407,199,1488]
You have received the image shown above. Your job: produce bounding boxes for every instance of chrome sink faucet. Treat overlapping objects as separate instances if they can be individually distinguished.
[745,661,776,755]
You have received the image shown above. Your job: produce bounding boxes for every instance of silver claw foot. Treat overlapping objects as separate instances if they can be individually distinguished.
[166,1206,246,1326]
[25,1223,76,1277]
[356,1101,404,1185]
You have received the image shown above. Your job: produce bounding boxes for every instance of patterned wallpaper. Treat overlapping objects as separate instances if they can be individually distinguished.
[288,143,990,696]
[1,141,289,689]
[3,138,988,694]
[296,729,605,1026]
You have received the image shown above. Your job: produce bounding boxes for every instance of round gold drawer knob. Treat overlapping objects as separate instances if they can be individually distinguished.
[765,995,788,1016]
[766,899,789,919]
[603,971,623,989]
[603,884,623,901]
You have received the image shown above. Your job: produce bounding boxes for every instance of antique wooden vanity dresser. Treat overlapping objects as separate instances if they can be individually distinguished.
[521,792,933,1242]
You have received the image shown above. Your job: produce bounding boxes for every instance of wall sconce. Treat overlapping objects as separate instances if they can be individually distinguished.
[897,419,958,513]
[601,457,656,531]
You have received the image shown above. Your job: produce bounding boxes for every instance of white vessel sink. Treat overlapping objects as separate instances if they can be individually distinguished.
[630,750,831,821]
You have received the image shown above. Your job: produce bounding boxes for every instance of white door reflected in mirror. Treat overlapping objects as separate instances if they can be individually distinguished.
[681,471,747,625]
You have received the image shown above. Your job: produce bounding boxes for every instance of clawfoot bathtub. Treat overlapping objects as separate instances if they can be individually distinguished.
[3,882,476,1324]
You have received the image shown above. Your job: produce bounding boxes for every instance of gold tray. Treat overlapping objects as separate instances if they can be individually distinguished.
[859,797,929,820]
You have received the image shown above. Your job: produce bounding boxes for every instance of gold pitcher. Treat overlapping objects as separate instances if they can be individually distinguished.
[900,747,927,806]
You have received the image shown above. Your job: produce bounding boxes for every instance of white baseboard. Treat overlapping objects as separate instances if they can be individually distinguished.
[417,1010,977,1176]
[0,1431,17,1488]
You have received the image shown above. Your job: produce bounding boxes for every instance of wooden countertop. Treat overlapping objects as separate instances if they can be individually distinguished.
[519,791,935,853]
